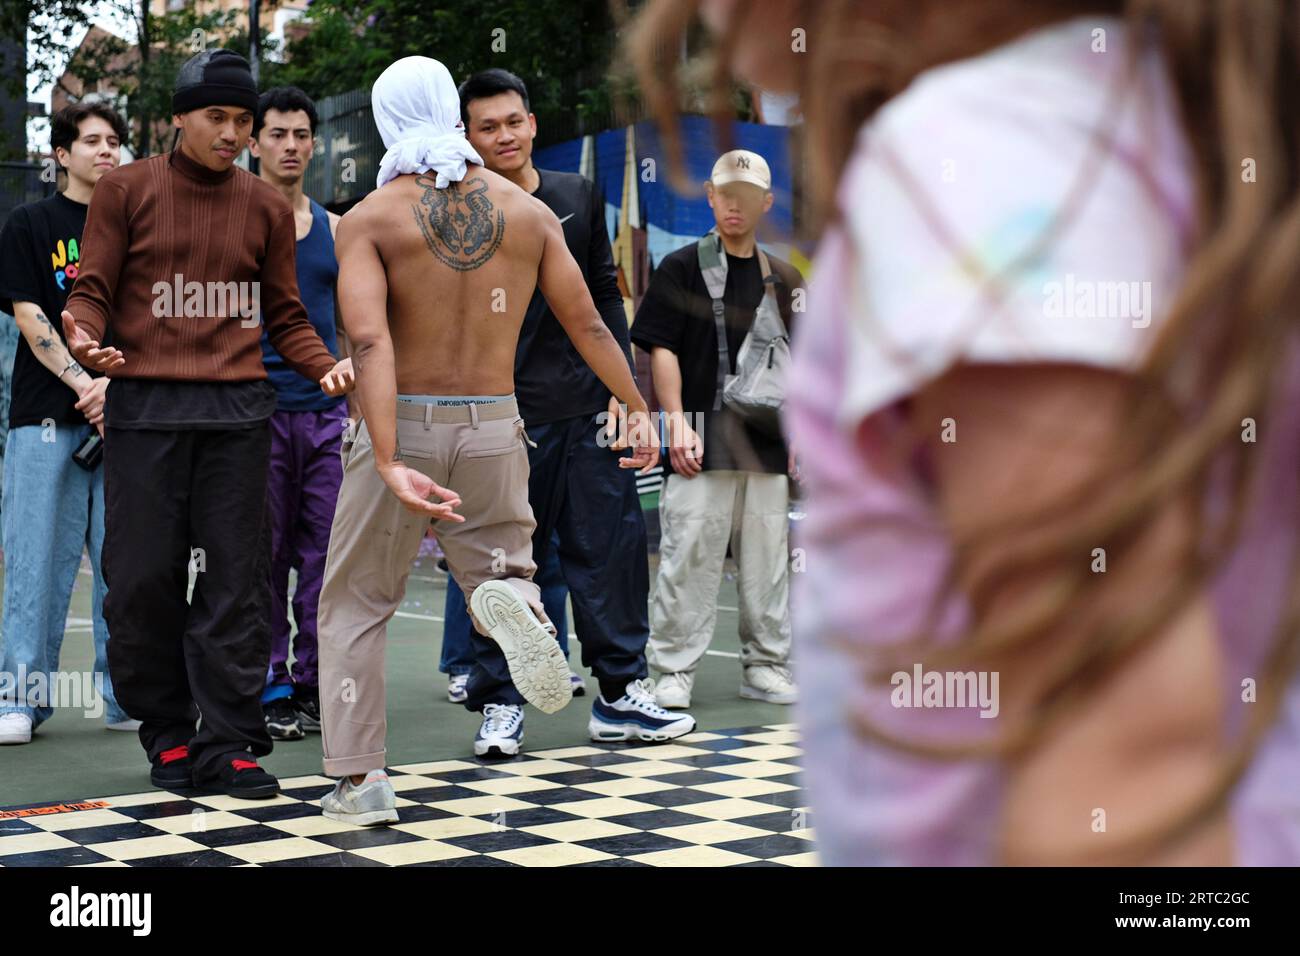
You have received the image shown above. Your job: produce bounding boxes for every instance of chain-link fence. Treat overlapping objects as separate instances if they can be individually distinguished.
[0,161,54,229]
[302,89,382,211]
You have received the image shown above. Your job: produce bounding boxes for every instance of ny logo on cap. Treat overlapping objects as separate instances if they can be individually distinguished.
[736,156,751,169]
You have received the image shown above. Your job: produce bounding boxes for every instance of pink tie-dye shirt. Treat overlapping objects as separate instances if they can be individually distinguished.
[787,16,1300,865]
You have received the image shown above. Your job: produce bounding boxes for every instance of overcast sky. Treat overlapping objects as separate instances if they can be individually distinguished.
[28,3,134,153]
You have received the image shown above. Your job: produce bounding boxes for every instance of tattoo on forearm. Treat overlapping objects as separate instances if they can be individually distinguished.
[411,174,505,271]
[35,312,58,351]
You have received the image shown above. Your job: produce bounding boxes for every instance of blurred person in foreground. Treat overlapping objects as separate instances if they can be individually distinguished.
[630,0,1300,865]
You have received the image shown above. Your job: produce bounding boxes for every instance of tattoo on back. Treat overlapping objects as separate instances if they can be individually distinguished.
[411,174,505,271]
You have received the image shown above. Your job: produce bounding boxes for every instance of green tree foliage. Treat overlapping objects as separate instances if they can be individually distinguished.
[265,0,620,145]
[3,1,266,157]
[4,0,630,158]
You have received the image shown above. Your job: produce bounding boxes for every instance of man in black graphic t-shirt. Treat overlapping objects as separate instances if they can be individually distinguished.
[0,102,134,745]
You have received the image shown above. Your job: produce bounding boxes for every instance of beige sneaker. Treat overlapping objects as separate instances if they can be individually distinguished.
[654,671,694,709]
[741,664,798,704]
[470,581,572,714]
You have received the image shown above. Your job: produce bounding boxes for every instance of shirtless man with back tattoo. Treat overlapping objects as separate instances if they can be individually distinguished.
[316,56,656,825]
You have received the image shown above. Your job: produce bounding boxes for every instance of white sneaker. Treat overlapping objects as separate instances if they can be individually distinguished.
[0,713,33,745]
[474,703,524,758]
[654,671,694,709]
[470,581,572,714]
[590,679,697,742]
[106,718,142,732]
[447,673,469,703]
[321,769,399,826]
[740,664,798,704]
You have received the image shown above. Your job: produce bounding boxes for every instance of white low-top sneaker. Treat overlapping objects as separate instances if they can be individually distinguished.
[475,703,524,758]
[654,671,694,709]
[740,664,798,704]
[590,679,696,742]
[0,713,33,745]
[321,769,399,826]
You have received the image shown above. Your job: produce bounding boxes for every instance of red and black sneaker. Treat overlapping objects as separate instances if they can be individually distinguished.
[149,744,194,790]
[215,756,279,800]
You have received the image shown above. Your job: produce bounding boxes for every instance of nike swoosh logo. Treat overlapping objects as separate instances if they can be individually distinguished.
[557,213,575,224]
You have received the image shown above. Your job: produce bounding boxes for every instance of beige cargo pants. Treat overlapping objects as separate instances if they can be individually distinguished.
[648,469,792,676]
[317,398,547,777]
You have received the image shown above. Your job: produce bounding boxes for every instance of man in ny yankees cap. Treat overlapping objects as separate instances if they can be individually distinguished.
[64,48,355,799]
[632,147,803,710]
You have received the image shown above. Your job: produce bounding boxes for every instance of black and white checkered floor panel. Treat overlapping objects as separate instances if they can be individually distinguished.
[0,724,815,867]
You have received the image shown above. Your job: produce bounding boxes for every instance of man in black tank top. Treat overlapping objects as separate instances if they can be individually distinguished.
[249,87,349,744]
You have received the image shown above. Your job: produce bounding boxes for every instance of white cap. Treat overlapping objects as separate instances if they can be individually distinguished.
[710,149,771,190]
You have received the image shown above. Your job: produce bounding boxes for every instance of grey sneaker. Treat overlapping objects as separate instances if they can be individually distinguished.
[740,664,798,704]
[654,671,694,709]
[470,581,572,714]
[321,769,399,826]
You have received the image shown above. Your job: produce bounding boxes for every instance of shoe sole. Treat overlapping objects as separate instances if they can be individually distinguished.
[470,582,572,715]
[190,778,280,799]
[739,685,798,705]
[587,717,697,743]
[297,718,321,733]
[322,807,399,827]
[655,696,691,710]
[150,771,194,789]
[219,783,280,800]
[474,738,521,758]
[0,735,32,745]
[267,725,305,740]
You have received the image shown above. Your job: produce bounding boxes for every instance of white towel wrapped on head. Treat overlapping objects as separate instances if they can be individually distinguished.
[372,55,484,189]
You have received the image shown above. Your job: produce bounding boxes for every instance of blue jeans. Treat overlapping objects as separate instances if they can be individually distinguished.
[0,423,128,726]
[440,538,569,677]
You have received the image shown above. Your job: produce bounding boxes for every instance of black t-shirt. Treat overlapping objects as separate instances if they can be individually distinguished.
[0,193,103,429]
[105,379,277,430]
[631,242,801,475]
[516,169,634,426]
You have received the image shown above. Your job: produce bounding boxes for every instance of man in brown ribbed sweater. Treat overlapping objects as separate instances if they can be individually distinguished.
[62,50,354,799]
